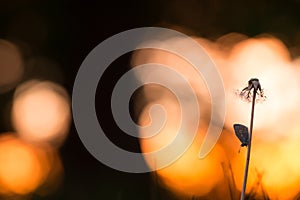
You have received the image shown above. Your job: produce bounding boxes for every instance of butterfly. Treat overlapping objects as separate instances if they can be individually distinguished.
[233,124,249,147]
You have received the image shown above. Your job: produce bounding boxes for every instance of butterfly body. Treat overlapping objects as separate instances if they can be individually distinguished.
[233,124,249,147]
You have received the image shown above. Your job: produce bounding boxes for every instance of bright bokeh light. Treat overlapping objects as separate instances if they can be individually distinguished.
[132,31,300,199]
[225,37,300,140]
[223,36,300,199]
[132,35,226,197]
[232,134,300,199]
[12,80,71,146]
[139,100,224,197]
[0,134,52,195]
[253,138,300,199]
[157,143,224,197]
[131,36,219,101]
[0,39,24,93]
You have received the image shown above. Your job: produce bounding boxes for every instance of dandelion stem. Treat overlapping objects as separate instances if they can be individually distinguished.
[240,88,257,200]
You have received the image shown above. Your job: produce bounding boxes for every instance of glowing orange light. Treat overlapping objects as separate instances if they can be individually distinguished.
[12,80,71,146]
[138,98,224,197]
[156,143,225,197]
[224,37,300,137]
[0,134,52,195]
[132,31,300,199]
[222,36,300,198]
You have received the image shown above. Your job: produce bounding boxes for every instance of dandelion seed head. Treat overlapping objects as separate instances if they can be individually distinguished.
[236,78,266,103]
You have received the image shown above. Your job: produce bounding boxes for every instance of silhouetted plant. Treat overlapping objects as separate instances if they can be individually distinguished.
[233,78,264,200]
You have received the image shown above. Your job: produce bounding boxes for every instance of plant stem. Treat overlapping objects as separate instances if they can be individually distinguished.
[240,89,257,200]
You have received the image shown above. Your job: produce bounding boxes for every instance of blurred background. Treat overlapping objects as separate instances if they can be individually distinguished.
[1,0,300,199]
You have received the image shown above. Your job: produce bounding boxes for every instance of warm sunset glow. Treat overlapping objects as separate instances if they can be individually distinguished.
[11,80,71,146]
[224,37,300,138]
[132,32,300,199]
[0,39,24,93]
[0,134,52,195]
[139,100,224,197]
[131,37,217,101]
[224,36,300,199]
[157,143,224,197]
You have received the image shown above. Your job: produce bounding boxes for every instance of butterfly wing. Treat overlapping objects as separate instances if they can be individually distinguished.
[233,124,249,147]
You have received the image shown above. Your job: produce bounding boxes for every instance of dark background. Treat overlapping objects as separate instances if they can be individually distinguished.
[1,0,300,199]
